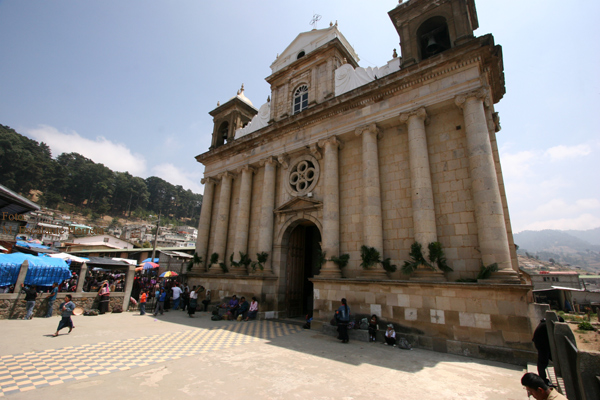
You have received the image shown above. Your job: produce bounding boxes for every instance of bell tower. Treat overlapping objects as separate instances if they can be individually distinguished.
[209,84,258,149]
[389,0,478,68]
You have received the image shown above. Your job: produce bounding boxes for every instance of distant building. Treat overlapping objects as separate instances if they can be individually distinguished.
[520,269,581,290]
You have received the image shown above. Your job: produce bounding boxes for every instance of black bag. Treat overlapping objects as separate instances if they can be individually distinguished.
[211,314,222,321]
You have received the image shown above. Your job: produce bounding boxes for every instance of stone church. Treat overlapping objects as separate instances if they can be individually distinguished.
[191,0,535,362]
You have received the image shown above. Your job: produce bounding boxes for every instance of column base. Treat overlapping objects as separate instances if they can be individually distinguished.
[358,266,388,280]
[208,264,225,274]
[410,268,446,282]
[317,268,342,278]
[480,269,521,284]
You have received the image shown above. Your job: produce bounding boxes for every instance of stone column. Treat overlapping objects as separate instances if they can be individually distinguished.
[14,260,29,289]
[455,89,519,283]
[355,124,387,279]
[76,262,87,293]
[122,264,136,311]
[318,136,343,278]
[210,171,234,274]
[231,165,256,275]
[257,157,277,274]
[400,107,445,281]
[194,177,216,271]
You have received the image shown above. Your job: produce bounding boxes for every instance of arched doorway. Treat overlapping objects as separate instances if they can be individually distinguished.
[285,220,321,317]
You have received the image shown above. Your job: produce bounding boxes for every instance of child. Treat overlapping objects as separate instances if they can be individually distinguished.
[384,324,396,346]
[139,290,148,315]
[368,314,378,342]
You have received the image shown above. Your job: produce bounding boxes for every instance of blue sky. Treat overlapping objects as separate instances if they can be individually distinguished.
[1,0,599,233]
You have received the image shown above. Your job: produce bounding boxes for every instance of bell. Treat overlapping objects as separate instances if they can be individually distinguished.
[426,35,443,55]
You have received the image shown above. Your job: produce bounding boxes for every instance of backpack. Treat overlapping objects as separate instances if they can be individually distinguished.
[211,315,222,321]
[398,337,412,350]
[360,318,369,330]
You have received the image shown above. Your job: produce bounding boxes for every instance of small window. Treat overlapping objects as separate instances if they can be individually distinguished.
[297,51,305,59]
[103,237,109,243]
[293,85,309,114]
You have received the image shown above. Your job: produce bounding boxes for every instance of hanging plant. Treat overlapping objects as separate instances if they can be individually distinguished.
[251,252,269,272]
[219,262,228,273]
[187,252,202,272]
[230,252,251,269]
[360,245,381,269]
[428,242,453,272]
[316,249,327,268]
[476,262,498,280]
[382,257,397,273]
[401,242,433,275]
[210,252,219,265]
[331,254,350,269]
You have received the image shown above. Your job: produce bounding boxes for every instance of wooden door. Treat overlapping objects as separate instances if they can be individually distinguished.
[286,225,305,317]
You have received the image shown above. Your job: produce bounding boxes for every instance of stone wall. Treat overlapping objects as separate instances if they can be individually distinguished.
[0,292,125,319]
[311,278,536,365]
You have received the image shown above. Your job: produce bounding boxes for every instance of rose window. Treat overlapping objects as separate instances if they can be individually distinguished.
[287,155,320,196]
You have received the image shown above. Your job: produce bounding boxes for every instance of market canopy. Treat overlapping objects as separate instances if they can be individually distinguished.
[141,257,159,263]
[0,253,71,287]
[47,253,90,263]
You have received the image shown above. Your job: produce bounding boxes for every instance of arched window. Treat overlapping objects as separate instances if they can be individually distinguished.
[297,50,306,59]
[417,16,451,60]
[215,121,229,147]
[293,85,309,115]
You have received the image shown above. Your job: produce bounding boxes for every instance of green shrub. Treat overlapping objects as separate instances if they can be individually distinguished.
[578,321,594,331]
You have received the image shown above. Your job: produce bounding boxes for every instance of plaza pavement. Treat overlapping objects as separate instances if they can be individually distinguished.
[0,310,528,399]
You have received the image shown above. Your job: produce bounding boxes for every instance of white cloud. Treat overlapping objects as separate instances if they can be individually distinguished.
[533,198,600,218]
[150,163,203,194]
[27,125,147,176]
[545,144,592,161]
[500,150,537,179]
[521,213,600,231]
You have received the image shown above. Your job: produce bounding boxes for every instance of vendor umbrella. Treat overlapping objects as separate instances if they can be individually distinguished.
[141,262,159,270]
[159,271,178,278]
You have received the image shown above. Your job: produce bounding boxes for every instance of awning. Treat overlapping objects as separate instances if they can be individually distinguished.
[112,258,138,265]
[141,257,159,263]
[85,257,131,268]
[0,253,71,286]
[47,253,90,263]
[533,286,585,292]
[161,250,193,259]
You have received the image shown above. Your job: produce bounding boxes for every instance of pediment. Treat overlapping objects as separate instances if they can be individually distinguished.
[274,197,322,215]
[270,25,359,74]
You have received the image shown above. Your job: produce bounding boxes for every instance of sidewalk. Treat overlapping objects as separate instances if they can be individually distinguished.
[0,310,528,399]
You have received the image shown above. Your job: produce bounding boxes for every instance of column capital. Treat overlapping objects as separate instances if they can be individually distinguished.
[318,136,344,150]
[200,177,217,185]
[216,171,235,181]
[454,88,491,109]
[399,106,428,124]
[259,156,278,167]
[354,123,382,139]
[309,143,322,160]
[236,164,257,175]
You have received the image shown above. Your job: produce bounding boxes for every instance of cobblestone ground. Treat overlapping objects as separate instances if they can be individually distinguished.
[0,311,527,399]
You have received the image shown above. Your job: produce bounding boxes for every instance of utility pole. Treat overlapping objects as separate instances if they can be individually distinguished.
[151,214,160,262]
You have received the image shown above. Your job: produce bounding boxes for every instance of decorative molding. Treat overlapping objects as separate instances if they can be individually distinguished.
[216,171,235,181]
[354,123,382,139]
[277,154,289,169]
[309,143,322,160]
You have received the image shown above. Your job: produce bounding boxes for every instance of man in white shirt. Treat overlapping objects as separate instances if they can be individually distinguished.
[171,284,183,310]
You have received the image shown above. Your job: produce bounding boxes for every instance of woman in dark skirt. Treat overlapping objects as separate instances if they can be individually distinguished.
[98,281,110,314]
[188,287,198,318]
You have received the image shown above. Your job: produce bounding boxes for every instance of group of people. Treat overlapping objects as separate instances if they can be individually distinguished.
[149,282,213,318]
[224,295,259,321]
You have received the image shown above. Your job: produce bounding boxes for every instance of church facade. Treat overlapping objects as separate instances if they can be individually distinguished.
[191,0,536,362]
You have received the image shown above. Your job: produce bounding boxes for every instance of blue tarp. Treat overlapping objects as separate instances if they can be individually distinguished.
[0,253,71,287]
[141,257,159,263]
[16,241,51,249]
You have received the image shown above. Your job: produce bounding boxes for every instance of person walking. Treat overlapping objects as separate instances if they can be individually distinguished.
[45,283,59,318]
[201,290,211,312]
[154,288,166,316]
[21,284,37,320]
[53,294,76,336]
[171,283,182,310]
[336,298,350,343]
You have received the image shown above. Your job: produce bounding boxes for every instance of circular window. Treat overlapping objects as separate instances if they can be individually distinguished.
[287,154,320,196]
